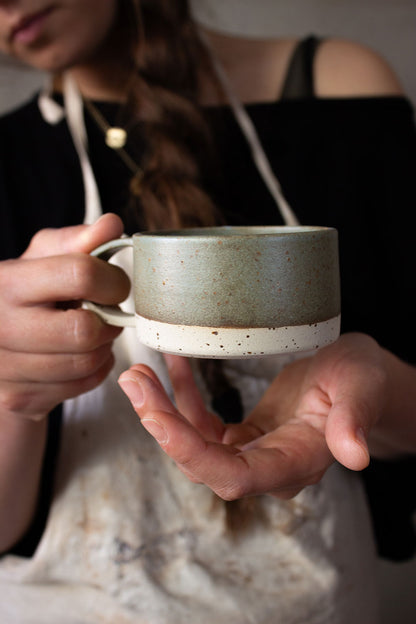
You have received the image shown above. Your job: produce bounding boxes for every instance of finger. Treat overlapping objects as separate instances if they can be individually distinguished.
[127,363,176,397]
[164,354,225,442]
[163,355,206,415]
[222,421,266,448]
[119,369,250,498]
[325,395,374,471]
[0,307,122,353]
[0,355,115,420]
[0,343,116,383]
[223,357,311,447]
[238,416,334,491]
[119,369,333,500]
[3,254,130,306]
[310,333,385,470]
[122,363,222,449]
[268,487,307,500]
[22,213,124,259]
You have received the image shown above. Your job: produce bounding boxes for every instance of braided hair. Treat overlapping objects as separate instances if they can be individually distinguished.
[117,0,222,230]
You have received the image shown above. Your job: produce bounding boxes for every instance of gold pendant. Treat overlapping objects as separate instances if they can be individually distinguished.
[105,127,127,149]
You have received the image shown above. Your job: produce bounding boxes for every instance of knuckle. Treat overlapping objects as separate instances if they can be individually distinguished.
[0,385,35,415]
[69,254,99,299]
[25,228,49,251]
[65,309,101,350]
[308,469,326,486]
[77,355,115,392]
[0,316,19,350]
[0,322,12,348]
[23,228,57,258]
[0,259,14,287]
[71,346,111,377]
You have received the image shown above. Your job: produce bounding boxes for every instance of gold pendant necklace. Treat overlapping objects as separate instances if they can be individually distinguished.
[84,98,128,148]
[105,126,127,149]
[83,98,144,194]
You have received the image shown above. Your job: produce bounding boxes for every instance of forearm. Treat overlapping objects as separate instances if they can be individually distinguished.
[0,414,47,553]
[369,349,416,458]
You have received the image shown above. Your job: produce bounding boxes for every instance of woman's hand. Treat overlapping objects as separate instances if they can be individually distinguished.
[119,333,415,500]
[0,213,131,552]
[0,213,130,422]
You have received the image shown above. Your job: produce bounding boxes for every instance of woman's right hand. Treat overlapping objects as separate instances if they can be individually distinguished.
[0,213,130,422]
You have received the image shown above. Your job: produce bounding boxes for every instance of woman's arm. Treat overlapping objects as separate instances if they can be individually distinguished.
[0,214,128,553]
[0,415,47,553]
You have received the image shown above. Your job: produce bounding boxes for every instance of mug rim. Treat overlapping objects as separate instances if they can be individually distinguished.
[133,225,335,239]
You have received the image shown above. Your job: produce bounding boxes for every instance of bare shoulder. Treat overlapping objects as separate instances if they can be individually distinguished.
[315,38,403,97]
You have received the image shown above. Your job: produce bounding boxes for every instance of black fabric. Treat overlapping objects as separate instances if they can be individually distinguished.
[280,36,321,99]
[362,457,416,561]
[1,83,416,558]
[9,407,63,557]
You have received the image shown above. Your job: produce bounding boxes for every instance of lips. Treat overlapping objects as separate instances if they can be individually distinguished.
[10,6,54,44]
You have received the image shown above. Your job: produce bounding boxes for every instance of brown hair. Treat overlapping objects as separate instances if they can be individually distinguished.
[119,4,252,530]
[118,0,222,230]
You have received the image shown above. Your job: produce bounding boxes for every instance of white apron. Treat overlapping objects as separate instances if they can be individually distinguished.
[0,319,380,623]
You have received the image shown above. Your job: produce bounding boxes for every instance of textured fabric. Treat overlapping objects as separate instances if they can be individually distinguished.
[0,321,380,623]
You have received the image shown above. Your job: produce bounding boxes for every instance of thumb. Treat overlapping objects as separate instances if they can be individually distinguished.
[325,398,372,471]
[325,367,385,471]
[23,213,124,259]
[313,333,386,471]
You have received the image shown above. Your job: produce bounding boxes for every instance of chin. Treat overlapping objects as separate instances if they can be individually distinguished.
[16,48,81,74]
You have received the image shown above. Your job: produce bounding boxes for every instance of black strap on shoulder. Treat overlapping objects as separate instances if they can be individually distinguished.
[280,36,322,100]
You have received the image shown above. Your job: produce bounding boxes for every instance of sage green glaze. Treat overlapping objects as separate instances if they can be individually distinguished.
[132,226,340,328]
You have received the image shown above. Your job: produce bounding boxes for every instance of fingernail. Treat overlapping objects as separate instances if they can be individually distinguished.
[141,419,169,445]
[118,376,144,408]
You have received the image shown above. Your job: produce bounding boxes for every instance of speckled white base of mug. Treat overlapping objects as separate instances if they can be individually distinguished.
[135,314,341,358]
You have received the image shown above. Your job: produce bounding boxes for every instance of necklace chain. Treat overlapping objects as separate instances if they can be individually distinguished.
[83,98,144,184]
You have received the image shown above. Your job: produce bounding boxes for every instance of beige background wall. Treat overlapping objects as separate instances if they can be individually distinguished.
[191,0,416,106]
[0,54,44,113]
[1,2,415,622]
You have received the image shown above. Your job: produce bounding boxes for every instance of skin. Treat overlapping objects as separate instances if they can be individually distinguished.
[0,0,409,551]
[0,214,130,551]
[0,1,117,72]
[119,335,416,501]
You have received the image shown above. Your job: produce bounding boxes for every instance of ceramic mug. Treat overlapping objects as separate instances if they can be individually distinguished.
[85,225,341,358]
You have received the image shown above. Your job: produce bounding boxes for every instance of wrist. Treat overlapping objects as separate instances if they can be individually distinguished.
[0,411,48,439]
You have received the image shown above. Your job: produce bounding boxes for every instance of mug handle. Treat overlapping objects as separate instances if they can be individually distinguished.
[83,237,136,328]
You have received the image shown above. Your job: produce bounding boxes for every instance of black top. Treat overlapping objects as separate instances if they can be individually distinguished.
[1,40,416,560]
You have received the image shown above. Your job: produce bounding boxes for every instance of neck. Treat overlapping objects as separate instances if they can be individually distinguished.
[66,54,133,102]
[61,21,134,103]
[198,27,298,104]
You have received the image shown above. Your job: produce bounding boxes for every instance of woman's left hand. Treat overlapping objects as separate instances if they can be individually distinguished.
[118,333,403,500]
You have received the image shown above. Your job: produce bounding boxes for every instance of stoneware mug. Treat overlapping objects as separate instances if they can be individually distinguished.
[85,225,341,358]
